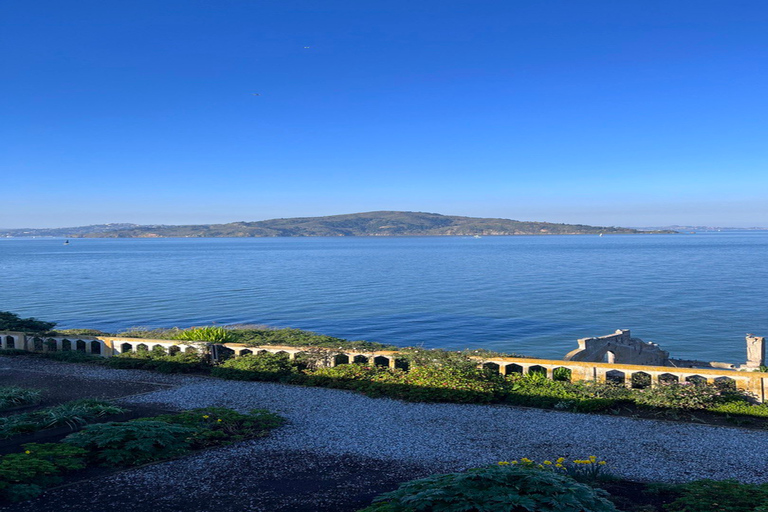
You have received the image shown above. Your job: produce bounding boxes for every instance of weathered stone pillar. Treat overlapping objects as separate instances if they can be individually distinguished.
[650,373,659,385]
[745,334,766,369]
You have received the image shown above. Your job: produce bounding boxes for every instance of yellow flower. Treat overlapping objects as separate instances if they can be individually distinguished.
[555,464,563,468]
[598,461,607,465]
[511,461,518,465]
[24,450,31,454]
[202,415,210,419]
[520,457,532,463]
[543,461,552,465]
[217,419,222,422]
[498,461,510,466]
[556,458,565,464]
[589,455,597,461]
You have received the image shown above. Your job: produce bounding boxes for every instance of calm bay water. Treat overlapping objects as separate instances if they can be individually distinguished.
[1,233,766,362]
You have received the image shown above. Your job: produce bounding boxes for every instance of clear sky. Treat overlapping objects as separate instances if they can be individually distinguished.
[2,1,767,228]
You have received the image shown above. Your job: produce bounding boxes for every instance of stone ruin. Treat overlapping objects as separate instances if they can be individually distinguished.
[564,329,766,370]
[564,329,670,365]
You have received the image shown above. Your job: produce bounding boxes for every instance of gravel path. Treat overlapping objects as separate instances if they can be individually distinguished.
[3,356,768,511]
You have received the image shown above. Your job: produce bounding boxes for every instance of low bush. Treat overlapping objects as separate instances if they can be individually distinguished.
[0,349,30,357]
[633,382,750,410]
[303,364,396,389]
[63,421,196,466]
[396,366,502,403]
[105,351,207,373]
[140,407,285,448]
[0,386,42,411]
[211,353,298,381]
[0,311,55,333]
[6,399,124,438]
[665,479,768,512]
[37,351,103,364]
[709,401,768,417]
[501,374,625,412]
[360,463,618,512]
[0,443,87,502]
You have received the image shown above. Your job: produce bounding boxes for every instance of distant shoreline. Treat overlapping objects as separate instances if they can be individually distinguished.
[0,210,677,238]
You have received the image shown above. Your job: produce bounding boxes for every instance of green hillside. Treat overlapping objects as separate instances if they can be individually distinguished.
[8,211,674,238]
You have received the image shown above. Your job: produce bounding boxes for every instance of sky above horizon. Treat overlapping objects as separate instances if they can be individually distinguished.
[2,1,767,229]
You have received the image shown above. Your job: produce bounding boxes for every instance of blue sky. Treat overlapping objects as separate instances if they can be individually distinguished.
[2,0,767,228]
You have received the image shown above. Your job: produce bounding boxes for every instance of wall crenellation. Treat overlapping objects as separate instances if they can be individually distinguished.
[1,329,767,402]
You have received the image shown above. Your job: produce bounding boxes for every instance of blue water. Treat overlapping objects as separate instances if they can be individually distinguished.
[1,233,766,362]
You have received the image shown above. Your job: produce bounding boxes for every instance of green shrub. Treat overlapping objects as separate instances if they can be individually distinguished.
[0,387,42,411]
[398,347,479,373]
[665,479,768,512]
[0,349,30,357]
[211,353,297,381]
[501,374,622,412]
[396,366,502,403]
[38,351,102,363]
[63,421,195,466]
[2,398,118,439]
[141,352,208,373]
[304,363,393,384]
[709,401,768,417]
[228,326,396,351]
[105,351,206,373]
[52,329,108,337]
[305,364,502,403]
[141,407,284,448]
[19,443,88,471]
[173,326,235,344]
[360,463,618,512]
[0,443,87,502]
[0,312,55,333]
[633,383,749,410]
[116,327,182,339]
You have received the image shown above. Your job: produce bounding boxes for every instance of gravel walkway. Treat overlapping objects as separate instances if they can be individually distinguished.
[3,356,768,510]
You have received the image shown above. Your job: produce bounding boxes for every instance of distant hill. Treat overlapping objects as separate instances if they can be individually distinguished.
[2,212,675,238]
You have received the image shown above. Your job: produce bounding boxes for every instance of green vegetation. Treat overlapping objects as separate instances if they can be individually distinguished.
[664,479,768,512]
[116,325,397,351]
[173,326,236,344]
[64,421,196,466]
[359,462,618,512]
[211,353,297,381]
[0,387,42,411]
[0,399,127,439]
[136,407,284,448]
[0,311,55,333]
[63,408,284,467]
[0,443,88,503]
[0,407,283,503]
[105,350,207,373]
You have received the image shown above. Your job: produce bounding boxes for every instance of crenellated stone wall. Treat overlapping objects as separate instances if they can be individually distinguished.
[2,330,767,402]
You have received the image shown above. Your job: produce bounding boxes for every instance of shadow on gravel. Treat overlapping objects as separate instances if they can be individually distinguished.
[0,369,168,413]
[0,449,432,512]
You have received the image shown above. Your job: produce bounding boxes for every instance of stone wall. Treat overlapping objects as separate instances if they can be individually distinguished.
[563,329,670,365]
[2,330,767,402]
